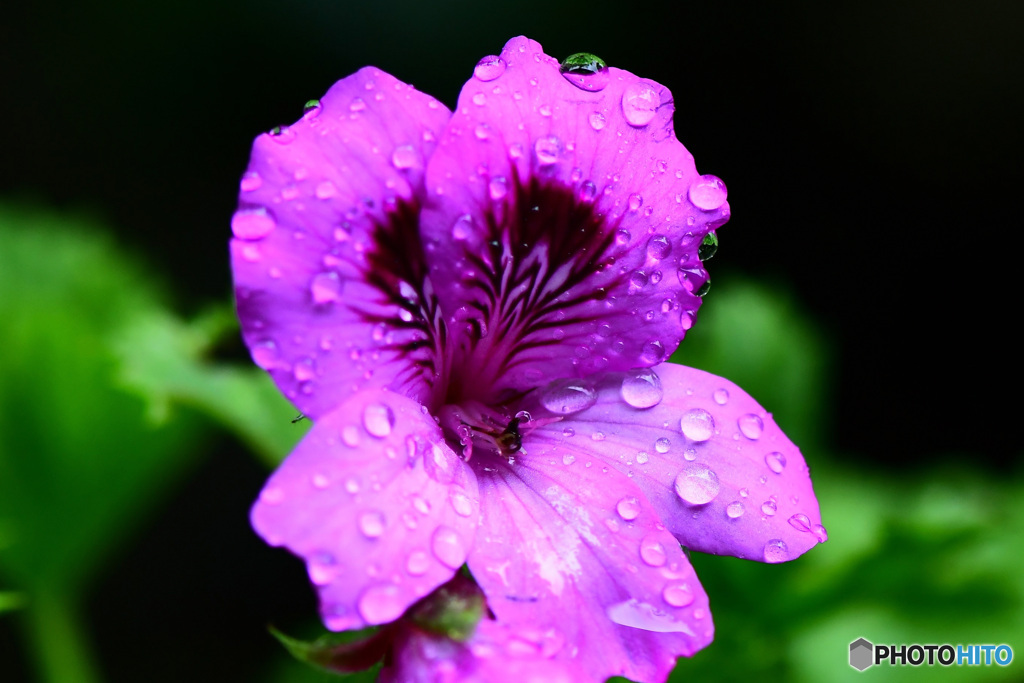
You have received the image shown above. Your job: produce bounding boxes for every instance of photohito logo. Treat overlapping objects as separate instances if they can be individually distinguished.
[849,638,1014,670]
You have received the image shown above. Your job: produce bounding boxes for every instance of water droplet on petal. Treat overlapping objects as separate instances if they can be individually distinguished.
[577,181,597,203]
[406,550,430,576]
[639,535,667,567]
[268,125,296,144]
[688,175,728,210]
[788,513,811,532]
[363,403,395,437]
[680,409,715,442]
[302,99,322,119]
[761,499,777,516]
[540,379,597,415]
[391,144,421,170]
[616,496,641,521]
[452,214,474,240]
[636,451,649,464]
[646,235,671,260]
[655,437,671,453]
[620,368,664,409]
[474,55,506,81]
[589,111,607,130]
[534,135,562,165]
[231,207,276,240]
[350,98,367,112]
[713,388,730,405]
[607,599,694,633]
[811,524,829,542]
[560,52,610,92]
[674,463,720,505]
[763,539,789,563]
[358,511,386,538]
[738,413,764,440]
[628,193,643,211]
[308,552,336,585]
[640,340,666,363]
[488,176,508,200]
[240,171,262,192]
[621,81,660,126]
[310,271,344,304]
[662,582,694,607]
[765,451,787,474]
[726,501,745,519]
[358,584,404,624]
[698,232,719,260]
[431,525,466,569]
[251,341,282,370]
[562,453,576,465]
[449,488,474,517]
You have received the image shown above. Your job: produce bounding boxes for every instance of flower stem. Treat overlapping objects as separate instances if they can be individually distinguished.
[23,588,102,683]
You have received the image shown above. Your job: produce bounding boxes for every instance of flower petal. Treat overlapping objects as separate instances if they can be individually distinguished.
[466,455,713,681]
[522,363,825,562]
[231,67,451,418]
[251,389,478,630]
[420,36,728,399]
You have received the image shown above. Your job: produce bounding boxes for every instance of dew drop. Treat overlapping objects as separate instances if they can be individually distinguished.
[621,81,660,126]
[589,111,607,130]
[231,207,276,240]
[674,463,720,505]
[268,125,296,144]
[788,513,811,532]
[680,408,715,442]
[712,388,730,405]
[449,488,474,517]
[302,99,322,119]
[688,175,728,210]
[662,582,694,607]
[562,427,575,438]
[640,340,666,363]
[471,92,487,106]
[349,97,367,112]
[534,135,562,165]
[358,584,404,624]
[310,271,344,304]
[620,368,664,409]
[341,425,360,447]
[646,235,671,260]
[358,511,386,538]
[616,497,641,521]
[363,403,395,437]
[308,552,336,585]
[607,599,693,633]
[562,453,576,465]
[560,52,610,92]
[738,413,764,440]
[391,144,421,170]
[488,176,508,200]
[761,499,777,516]
[655,437,670,453]
[812,524,829,543]
[698,232,719,260]
[628,193,643,211]
[431,525,466,569]
[474,55,506,81]
[763,539,789,563]
[726,501,745,519]
[765,451,787,474]
[577,181,597,203]
[251,341,282,370]
[406,550,430,576]
[540,379,597,415]
[240,171,262,192]
[452,214,474,240]
[639,535,667,567]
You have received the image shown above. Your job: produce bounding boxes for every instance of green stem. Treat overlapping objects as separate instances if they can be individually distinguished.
[23,588,102,683]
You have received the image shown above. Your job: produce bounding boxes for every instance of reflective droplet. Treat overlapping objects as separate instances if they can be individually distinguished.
[268,125,296,144]
[788,513,811,532]
[488,176,507,200]
[406,550,430,576]
[761,499,777,516]
[358,511,386,538]
[251,341,281,370]
[302,99,322,118]
[688,175,728,210]
[560,52,610,92]
[391,145,421,170]
[534,135,562,165]
[811,524,829,542]
[240,171,262,192]
[607,599,694,634]
[646,235,671,260]
[358,584,404,624]
[308,552,336,585]
[655,437,671,453]
[765,451,787,474]
[616,496,641,521]
[349,98,367,112]
[578,181,597,203]
[680,408,715,442]
[449,488,474,517]
[620,368,664,409]
[628,193,643,211]
[621,81,660,127]
[231,207,276,240]
[640,340,666,363]
[763,539,789,563]
[562,453,576,465]
[474,55,506,81]
[310,271,343,304]
[698,232,719,260]
[662,582,694,607]
[471,92,486,106]
[363,403,395,437]
[452,214,474,240]
[712,388,729,405]
[639,535,667,567]
[431,525,466,569]
[589,111,607,130]
[674,463,720,505]
[738,413,764,440]
[726,501,745,519]
[636,451,649,464]
[562,427,575,438]
[540,379,597,415]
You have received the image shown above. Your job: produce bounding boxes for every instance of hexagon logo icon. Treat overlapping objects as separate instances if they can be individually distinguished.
[850,638,874,671]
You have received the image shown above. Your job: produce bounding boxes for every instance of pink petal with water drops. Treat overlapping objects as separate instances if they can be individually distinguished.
[251,389,479,631]
[231,67,451,419]
[522,363,824,562]
[466,454,712,682]
[419,36,729,400]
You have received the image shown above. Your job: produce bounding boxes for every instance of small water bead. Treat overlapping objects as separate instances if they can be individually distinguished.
[616,497,641,521]
[763,539,789,563]
[765,451,787,474]
[662,582,694,607]
[488,176,508,200]
[391,145,421,170]
[251,341,282,370]
[342,425,360,447]
[606,599,693,633]
[739,487,749,498]
[406,550,430,576]
[349,97,367,112]
[589,111,607,130]
[308,552,336,585]
[646,235,671,260]
[674,463,721,505]
[562,427,575,437]
[636,451,649,464]
[362,403,395,438]
[698,232,719,260]
[358,584,404,624]
[358,511,386,538]
[431,526,466,569]
[591,432,605,442]
[621,368,664,409]
[474,55,506,81]
[712,388,730,405]
[726,501,745,519]
[302,98,322,118]
[293,358,316,382]
[451,214,474,240]
[629,270,649,291]
[474,123,491,140]
[640,340,666,363]
[449,488,474,517]
[676,267,707,293]
[471,92,487,106]
[578,181,597,203]
[231,207,276,240]
[688,175,728,211]
[308,271,343,304]
[540,379,598,415]
[534,135,562,165]
[268,125,296,144]
[788,513,811,532]
[761,498,777,516]
[628,193,643,211]
[562,453,576,465]
[240,171,262,192]
[680,408,715,442]
[621,81,661,127]
[654,437,671,453]
[811,524,829,542]
[683,447,697,461]
[738,413,764,440]
[260,486,284,505]
[639,536,667,567]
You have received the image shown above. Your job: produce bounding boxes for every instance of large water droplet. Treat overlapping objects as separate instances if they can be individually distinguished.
[763,539,789,563]
[646,235,671,260]
[621,81,661,127]
[738,413,764,440]
[431,525,466,569]
[680,408,715,442]
[616,496,641,521]
[788,513,811,532]
[358,510,386,538]
[688,175,728,210]
[474,55,506,81]
[674,463,720,505]
[639,535,667,567]
[231,207,276,240]
[620,368,664,409]
[761,498,777,516]
[310,271,344,304]
[534,135,562,165]
[358,584,405,624]
[698,232,719,260]
[560,52,610,92]
[607,599,694,634]
[765,451,787,474]
[363,403,395,437]
[540,379,597,415]
[662,582,694,607]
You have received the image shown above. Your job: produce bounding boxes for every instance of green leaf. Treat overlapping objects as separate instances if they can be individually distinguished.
[269,625,388,676]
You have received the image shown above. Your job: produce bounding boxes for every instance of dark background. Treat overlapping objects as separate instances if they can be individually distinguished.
[2,0,1021,680]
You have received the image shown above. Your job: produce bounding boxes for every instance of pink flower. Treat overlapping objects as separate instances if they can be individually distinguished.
[232,36,825,682]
